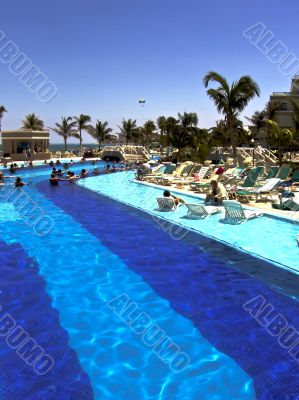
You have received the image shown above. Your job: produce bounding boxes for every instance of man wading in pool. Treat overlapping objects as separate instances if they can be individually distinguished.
[205,179,228,205]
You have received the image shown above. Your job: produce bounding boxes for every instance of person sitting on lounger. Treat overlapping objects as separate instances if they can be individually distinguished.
[205,179,228,205]
[163,190,185,206]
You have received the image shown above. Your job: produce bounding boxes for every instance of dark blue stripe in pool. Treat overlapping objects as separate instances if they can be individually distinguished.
[38,179,299,400]
[0,240,94,400]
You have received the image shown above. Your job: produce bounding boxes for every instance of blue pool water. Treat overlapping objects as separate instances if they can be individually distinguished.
[0,167,299,399]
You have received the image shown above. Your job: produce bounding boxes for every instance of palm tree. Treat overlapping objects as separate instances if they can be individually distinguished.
[141,120,156,147]
[88,120,113,150]
[189,128,212,163]
[178,112,198,128]
[157,116,167,146]
[169,124,191,160]
[73,114,92,154]
[21,113,44,130]
[246,110,266,135]
[51,117,78,151]
[203,71,260,162]
[118,119,138,145]
[164,117,178,148]
[264,101,281,147]
[265,100,281,120]
[0,105,7,132]
[265,120,294,165]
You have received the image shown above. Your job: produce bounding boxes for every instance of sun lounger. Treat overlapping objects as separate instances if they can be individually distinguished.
[145,164,176,182]
[236,178,281,202]
[153,162,192,185]
[291,169,299,188]
[160,163,195,185]
[264,166,279,180]
[185,203,221,218]
[222,167,247,185]
[156,197,177,211]
[277,164,291,180]
[173,165,202,187]
[278,199,299,211]
[228,166,264,194]
[188,167,210,190]
[221,200,263,223]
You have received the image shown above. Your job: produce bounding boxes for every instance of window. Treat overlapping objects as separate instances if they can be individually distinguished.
[279,102,288,111]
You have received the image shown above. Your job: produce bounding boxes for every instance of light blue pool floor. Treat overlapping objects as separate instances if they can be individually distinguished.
[78,171,299,273]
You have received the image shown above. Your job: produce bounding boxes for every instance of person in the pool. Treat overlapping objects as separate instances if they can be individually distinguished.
[205,179,228,205]
[9,163,17,174]
[15,177,30,187]
[80,169,88,178]
[49,173,61,186]
[163,190,185,206]
[0,172,14,184]
[93,167,100,175]
[66,171,79,182]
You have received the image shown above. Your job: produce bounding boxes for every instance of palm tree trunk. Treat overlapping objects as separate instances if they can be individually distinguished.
[228,113,237,164]
[64,138,67,152]
[79,128,82,155]
[278,145,283,166]
[98,140,101,151]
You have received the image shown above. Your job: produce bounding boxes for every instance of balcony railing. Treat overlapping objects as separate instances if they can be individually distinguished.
[272,92,290,95]
[272,91,299,96]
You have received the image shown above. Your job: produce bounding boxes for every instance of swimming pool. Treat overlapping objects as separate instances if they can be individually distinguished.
[1,167,299,399]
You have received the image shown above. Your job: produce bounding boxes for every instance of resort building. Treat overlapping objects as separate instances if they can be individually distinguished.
[270,76,299,140]
[0,129,51,161]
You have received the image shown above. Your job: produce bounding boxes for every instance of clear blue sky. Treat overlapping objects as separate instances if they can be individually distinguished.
[0,0,298,143]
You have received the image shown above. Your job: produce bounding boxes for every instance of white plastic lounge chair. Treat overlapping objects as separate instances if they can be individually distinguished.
[236,178,281,202]
[156,197,177,211]
[221,200,263,224]
[185,203,220,219]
